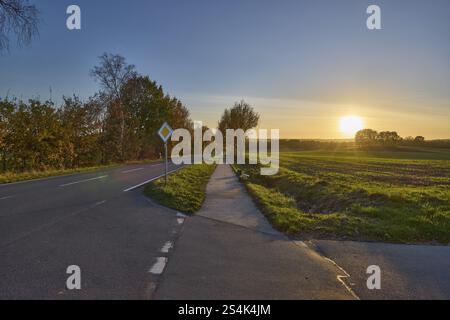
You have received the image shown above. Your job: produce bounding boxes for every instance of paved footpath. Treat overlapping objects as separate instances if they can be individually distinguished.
[153,165,356,299]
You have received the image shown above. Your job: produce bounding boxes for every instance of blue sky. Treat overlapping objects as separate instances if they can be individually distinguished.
[1,0,449,138]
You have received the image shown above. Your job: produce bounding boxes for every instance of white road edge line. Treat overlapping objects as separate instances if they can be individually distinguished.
[160,241,173,253]
[59,175,108,187]
[121,167,144,174]
[149,257,168,274]
[322,256,360,300]
[0,195,13,200]
[123,167,183,192]
[293,240,360,300]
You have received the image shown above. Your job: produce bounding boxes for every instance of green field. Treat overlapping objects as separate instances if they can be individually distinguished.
[236,147,450,244]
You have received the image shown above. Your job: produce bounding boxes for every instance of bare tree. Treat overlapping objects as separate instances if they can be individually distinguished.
[0,0,39,51]
[90,53,137,160]
[90,53,137,100]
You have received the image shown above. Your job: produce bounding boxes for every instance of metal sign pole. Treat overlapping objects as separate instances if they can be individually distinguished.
[158,122,173,186]
[164,142,168,185]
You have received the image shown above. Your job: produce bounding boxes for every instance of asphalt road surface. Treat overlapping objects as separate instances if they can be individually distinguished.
[0,162,183,299]
[311,240,450,300]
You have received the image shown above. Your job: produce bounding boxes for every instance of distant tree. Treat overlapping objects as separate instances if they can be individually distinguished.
[218,100,259,133]
[376,131,402,145]
[402,136,414,146]
[90,53,137,160]
[355,129,378,147]
[0,0,39,51]
[218,100,259,161]
[414,136,425,143]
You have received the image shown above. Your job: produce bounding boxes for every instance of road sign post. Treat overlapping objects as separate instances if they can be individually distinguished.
[164,142,168,185]
[158,122,173,186]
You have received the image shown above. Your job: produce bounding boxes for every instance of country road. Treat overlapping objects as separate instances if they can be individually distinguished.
[0,161,184,299]
[2,162,448,300]
[0,162,356,300]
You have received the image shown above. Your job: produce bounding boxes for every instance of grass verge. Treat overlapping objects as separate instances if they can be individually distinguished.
[0,159,163,184]
[0,164,120,184]
[143,164,216,214]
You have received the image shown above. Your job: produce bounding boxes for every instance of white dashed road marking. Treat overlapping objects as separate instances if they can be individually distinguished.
[149,257,168,274]
[0,196,13,200]
[160,241,173,253]
[92,200,107,207]
[59,175,108,187]
[177,218,185,225]
[121,167,144,174]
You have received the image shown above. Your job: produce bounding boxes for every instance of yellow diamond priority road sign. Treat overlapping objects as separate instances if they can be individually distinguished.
[158,122,173,143]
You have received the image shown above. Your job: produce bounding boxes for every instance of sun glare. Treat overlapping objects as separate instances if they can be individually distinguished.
[339,115,364,137]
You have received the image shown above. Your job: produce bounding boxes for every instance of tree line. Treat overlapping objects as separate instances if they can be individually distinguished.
[355,129,427,147]
[0,53,192,172]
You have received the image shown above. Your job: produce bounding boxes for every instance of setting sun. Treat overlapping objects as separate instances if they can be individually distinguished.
[339,115,364,137]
